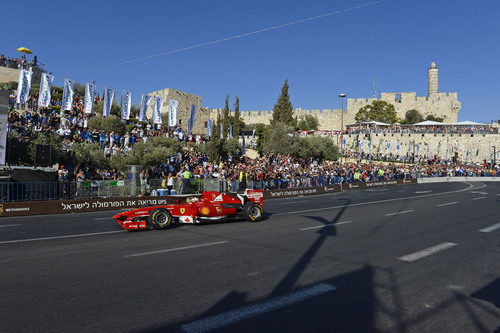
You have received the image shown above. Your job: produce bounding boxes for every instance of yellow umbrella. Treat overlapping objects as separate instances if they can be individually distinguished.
[16,47,33,54]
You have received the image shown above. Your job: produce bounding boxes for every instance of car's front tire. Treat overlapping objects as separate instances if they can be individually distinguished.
[149,208,173,230]
[243,203,263,222]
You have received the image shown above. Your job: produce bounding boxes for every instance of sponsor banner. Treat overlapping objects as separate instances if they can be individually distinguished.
[0,113,8,165]
[16,69,33,104]
[84,82,96,114]
[0,196,192,218]
[152,97,163,124]
[102,86,115,117]
[263,179,416,199]
[38,73,54,107]
[139,94,152,122]
[168,99,178,127]
[61,78,75,111]
[121,90,132,120]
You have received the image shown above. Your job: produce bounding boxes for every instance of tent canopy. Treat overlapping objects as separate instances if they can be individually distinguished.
[454,120,488,126]
[348,121,390,127]
[413,120,446,126]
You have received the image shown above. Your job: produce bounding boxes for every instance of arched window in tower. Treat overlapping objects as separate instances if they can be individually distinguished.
[395,94,402,103]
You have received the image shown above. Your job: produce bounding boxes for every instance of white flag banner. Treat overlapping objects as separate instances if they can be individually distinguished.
[188,104,196,133]
[207,119,213,136]
[16,69,33,104]
[61,78,75,111]
[153,97,163,124]
[359,138,364,151]
[38,73,54,107]
[396,140,400,154]
[139,94,152,122]
[102,86,115,117]
[0,113,8,165]
[386,140,391,154]
[168,99,178,127]
[121,90,132,120]
[84,83,96,114]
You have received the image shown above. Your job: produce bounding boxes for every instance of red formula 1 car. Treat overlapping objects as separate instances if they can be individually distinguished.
[113,189,264,231]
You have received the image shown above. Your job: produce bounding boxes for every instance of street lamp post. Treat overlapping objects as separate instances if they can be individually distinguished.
[338,94,346,162]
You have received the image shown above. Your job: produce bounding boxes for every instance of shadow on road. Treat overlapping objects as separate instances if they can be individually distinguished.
[140,196,500,332]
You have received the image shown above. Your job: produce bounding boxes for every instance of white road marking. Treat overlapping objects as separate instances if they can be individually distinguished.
[181,283,336,333]
[0,224,22,228]
[472,197,486,200]
[398,242,457,262]
[470,191,488,195]
[385,210,414,216]
[0,230,124,245]
[93,217,110,220]
[437,201,459,207]
[124,240,230,258]
[415,190,432,194]
[300,221,352,230]
[478,222,500,233]
[275,182,480,216]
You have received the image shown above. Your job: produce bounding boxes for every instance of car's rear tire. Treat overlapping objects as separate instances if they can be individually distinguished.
[149,208,173,230]
[243,203,263,222]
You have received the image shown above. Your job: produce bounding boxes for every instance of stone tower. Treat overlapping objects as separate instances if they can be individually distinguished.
[428,61,438,96]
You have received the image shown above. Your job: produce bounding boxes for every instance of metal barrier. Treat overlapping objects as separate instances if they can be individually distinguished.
[0,175,428,202]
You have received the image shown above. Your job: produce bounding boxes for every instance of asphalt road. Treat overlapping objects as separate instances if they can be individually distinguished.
[0,181,499,332]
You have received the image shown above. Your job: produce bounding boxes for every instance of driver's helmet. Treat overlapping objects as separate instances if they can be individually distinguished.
[186,197,199,203]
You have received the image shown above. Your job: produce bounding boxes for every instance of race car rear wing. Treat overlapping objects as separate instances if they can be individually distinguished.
[243,189,264,206]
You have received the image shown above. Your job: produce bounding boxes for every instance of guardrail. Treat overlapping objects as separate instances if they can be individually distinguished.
[4,174,497,203]
[0,176,412,202]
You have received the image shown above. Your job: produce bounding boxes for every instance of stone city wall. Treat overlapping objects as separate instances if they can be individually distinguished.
[0,67,20,84]
[341,132,500,163]
[209,108,344,131]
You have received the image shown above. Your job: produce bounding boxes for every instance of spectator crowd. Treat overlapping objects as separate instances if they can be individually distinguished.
[3,70,499,196]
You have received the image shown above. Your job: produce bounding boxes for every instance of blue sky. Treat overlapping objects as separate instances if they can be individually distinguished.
[3,0,499,122]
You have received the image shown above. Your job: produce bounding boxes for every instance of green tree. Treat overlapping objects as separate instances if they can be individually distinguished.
[294,136,339,161]
[222,95,230,139]
[355,100,399,124]
[271,80,296,128]
[0,81,18,91]
[233,96,241,136]
[425,114,444,122]
[402,109,424,124]
[74,82,85,97]
[262,122,296,155]
[297,114,319,131]
[88,115,126,135]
